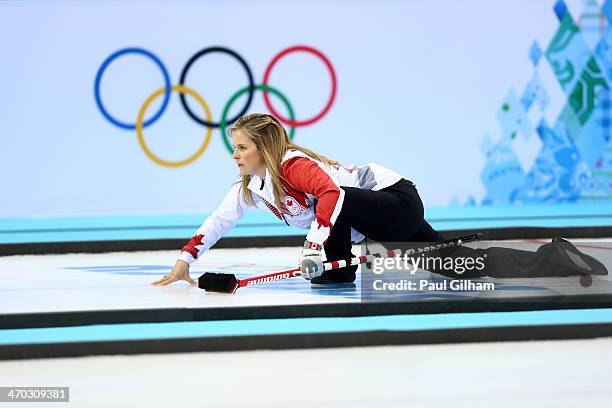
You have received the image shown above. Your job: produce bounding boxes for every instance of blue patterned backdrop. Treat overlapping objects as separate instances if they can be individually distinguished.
[480,0,612,205]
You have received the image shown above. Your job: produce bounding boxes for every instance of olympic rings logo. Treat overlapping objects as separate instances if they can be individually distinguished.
[94,45,337,167]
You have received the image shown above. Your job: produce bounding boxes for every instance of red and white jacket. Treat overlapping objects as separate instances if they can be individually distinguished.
[178,150,403,264]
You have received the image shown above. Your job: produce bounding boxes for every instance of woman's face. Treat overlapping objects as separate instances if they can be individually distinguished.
[232,130,266,177]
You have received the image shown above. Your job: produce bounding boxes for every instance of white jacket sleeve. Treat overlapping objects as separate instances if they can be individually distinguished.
[178,181,250,265]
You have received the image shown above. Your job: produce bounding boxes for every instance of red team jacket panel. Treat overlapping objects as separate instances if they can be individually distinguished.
[281,157,342,232]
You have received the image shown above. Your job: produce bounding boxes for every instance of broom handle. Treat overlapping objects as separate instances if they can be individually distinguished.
[238,233,482,288]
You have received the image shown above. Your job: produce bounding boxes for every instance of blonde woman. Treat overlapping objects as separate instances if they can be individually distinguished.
[152,112,442,285]
[152,113,606,286]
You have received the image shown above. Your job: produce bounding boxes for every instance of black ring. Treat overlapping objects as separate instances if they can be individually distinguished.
[179,47,255,128]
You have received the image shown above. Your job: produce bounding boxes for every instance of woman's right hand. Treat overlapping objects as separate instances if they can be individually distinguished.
[151,260,196,286]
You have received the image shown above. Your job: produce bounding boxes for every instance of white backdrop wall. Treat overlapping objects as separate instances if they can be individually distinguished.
[1,0,610,229]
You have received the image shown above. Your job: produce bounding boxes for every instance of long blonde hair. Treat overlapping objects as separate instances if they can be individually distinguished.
[228,112,337,209]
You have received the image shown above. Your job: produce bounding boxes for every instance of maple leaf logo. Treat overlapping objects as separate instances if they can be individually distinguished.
[183,234,205,259]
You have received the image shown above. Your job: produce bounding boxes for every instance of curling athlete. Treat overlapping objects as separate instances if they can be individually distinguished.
[152,113,607,286]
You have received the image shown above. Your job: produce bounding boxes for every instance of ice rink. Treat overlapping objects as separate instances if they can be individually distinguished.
[1,241,612,316]
[1,241,612,406]
[0,338,611,407]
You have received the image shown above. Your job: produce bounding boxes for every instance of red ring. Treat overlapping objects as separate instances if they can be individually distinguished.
[262,45,337,127]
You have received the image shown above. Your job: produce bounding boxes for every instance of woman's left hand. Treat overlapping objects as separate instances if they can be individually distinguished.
[299,241,324,280]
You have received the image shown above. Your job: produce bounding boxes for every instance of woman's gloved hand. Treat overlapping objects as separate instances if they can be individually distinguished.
[299,240,324,280]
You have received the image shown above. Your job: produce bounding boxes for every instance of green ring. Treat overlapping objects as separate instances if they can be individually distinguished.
[220,84,296,154]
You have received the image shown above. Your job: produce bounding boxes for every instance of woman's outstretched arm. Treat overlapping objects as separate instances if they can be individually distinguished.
[152,181,250,285]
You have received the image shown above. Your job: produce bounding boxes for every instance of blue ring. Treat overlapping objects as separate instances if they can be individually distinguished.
[94,47,171,130]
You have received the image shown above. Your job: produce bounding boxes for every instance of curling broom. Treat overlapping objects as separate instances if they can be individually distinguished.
[198,233,482,294]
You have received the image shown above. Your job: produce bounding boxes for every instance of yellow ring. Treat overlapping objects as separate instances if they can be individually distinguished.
[136,84,212,167]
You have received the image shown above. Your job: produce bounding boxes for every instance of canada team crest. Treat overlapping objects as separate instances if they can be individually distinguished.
[283,196,303,215]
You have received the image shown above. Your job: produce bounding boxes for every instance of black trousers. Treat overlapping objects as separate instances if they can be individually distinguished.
[324,179,606,279]
[324,179,442,279]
